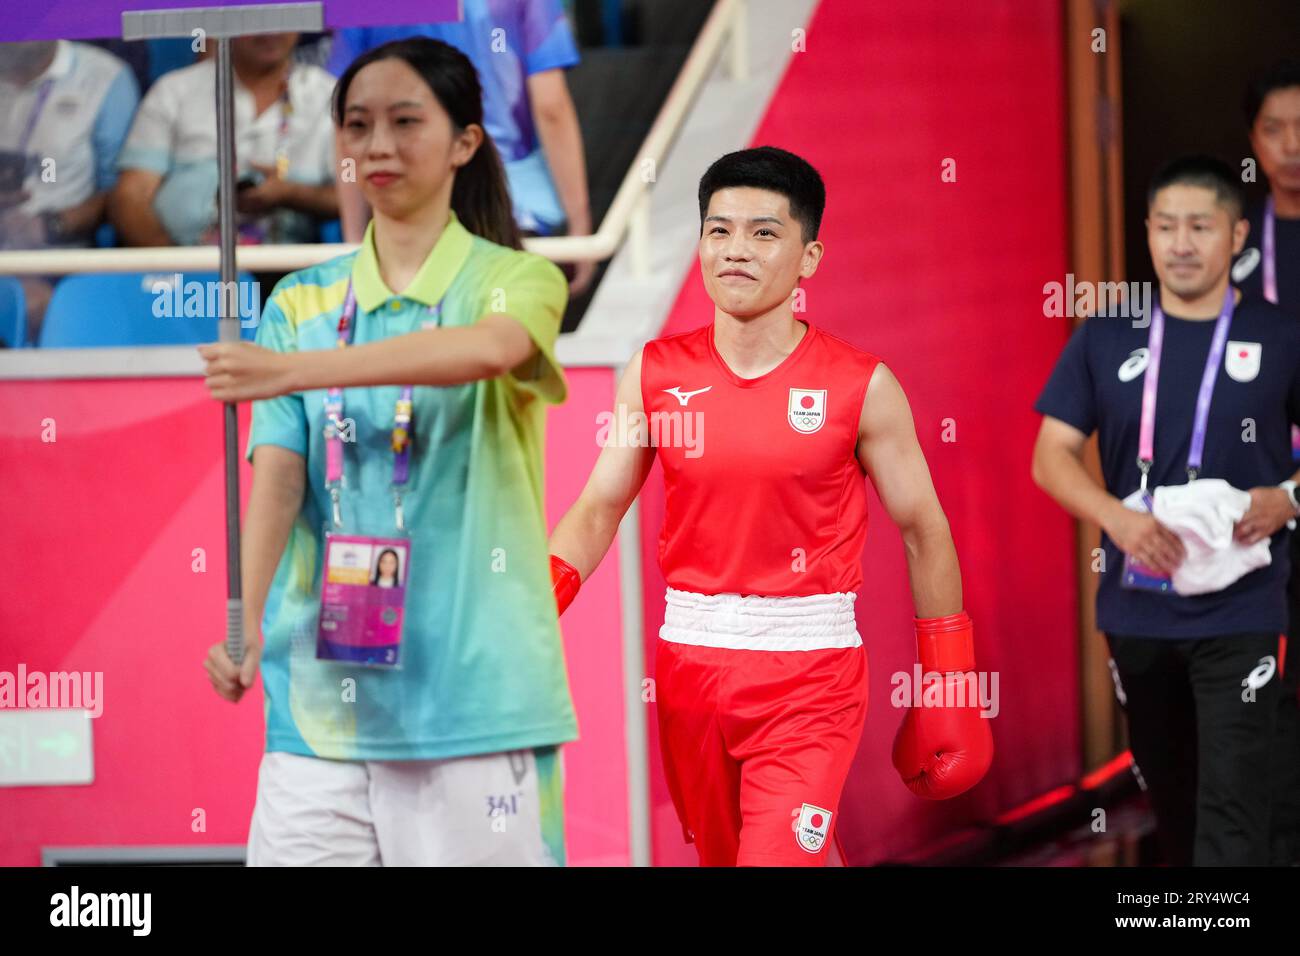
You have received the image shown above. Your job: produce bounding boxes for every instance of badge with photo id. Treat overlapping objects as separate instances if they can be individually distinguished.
[1119,490,1173,594]
[317,533,411,667]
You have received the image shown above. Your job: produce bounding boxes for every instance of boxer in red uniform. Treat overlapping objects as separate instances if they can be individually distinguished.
[548,146,993,866]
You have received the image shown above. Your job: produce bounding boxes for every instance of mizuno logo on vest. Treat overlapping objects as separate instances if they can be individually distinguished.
[664,386,712,406]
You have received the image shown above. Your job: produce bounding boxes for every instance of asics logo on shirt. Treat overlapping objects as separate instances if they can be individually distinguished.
[1117,348,1150,383]
[1232,247,1261,283]
[664,385,712,406]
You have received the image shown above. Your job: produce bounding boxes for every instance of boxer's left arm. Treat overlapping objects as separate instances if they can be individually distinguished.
[854,362,961,617]
[856,362,993,799]
[547,348,657,614]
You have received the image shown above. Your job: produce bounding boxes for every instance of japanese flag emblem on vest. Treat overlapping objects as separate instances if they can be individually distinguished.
[1225,341,1261,383]
[796,803,832,852]
[788,388,827,433]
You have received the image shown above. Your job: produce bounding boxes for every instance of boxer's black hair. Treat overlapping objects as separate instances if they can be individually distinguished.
[698,146,826,243]
[1146,155,1244,221]
[333,37,521,250]
[1244,58,1300,129]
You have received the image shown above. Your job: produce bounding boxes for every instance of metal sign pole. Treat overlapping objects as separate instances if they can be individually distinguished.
[122,3,324,665]
[214,36,244,663]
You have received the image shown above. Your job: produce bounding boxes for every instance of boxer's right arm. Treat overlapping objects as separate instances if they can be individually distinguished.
[548,348,657,586]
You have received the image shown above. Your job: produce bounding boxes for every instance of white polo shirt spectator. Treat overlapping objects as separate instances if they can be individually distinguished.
[0,40,139,247]
[117,57,336,245]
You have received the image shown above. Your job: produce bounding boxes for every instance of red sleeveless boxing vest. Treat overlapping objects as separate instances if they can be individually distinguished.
[640,319,881,596]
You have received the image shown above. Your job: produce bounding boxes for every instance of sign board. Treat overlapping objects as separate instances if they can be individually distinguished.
[3,0,461,42]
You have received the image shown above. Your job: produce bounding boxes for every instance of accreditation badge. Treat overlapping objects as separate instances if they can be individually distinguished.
[317,532,412,667]
[1118,489,1173,594]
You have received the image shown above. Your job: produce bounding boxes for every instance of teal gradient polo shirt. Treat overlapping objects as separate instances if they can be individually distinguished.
[246,210,578,760]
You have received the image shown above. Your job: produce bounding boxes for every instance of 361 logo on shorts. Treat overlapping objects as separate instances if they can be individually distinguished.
[795,802,832,853]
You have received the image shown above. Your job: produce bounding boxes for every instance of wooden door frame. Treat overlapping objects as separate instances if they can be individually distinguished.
[1064,0,1128,772]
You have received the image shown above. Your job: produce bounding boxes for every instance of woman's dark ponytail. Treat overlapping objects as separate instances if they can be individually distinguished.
[450,131,522,250]
[333,37,523,250]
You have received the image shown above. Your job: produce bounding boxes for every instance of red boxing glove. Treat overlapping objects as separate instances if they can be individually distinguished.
[550,554,581,616]
[892,610,994,799]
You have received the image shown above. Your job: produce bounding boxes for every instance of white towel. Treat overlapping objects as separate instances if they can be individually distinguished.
[1151,479,1271,596]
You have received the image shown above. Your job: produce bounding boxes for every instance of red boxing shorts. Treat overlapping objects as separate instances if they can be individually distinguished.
[655,588,869,867]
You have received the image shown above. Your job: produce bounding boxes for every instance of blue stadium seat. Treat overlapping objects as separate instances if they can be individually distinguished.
[319,219,343,243]
[0,277,26,349]
[146,38,197,85]
[39,272,262,348]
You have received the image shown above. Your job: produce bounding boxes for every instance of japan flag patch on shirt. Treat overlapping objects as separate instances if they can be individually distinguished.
[1225,341,1261,383]
[795,803,832,852]
[788,388,827,433]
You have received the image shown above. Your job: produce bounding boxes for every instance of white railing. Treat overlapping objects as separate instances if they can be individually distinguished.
[0,0,747,280]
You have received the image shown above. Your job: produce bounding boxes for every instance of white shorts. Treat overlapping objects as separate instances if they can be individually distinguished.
[246,747,566,866]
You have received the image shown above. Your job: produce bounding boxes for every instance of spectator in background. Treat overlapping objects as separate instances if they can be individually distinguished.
[0,40,139,343]
[110,33,337,249]
[328,1,594,294]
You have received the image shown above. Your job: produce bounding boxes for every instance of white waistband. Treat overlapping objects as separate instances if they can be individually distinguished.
[659,587,862,651]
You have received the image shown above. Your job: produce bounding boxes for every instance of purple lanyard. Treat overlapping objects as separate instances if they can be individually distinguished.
[1137,285,1234,491]
[323,281,438,530]
[1263,196,1278,305]
[19,79,54,154]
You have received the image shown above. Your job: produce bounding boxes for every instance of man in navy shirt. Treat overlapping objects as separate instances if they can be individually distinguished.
[1237,60,1300,866]
[1237,60,1300,309]
[1033,156,1300,865]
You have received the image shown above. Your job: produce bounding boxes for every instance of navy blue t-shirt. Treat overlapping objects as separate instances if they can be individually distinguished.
[1235,200,1300,469]
[1034,293,1300,638]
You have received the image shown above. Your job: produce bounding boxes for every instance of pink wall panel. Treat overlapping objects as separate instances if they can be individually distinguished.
[544,367,630,865]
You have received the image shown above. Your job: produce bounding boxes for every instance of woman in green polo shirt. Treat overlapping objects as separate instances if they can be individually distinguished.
[199,38,576,867]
